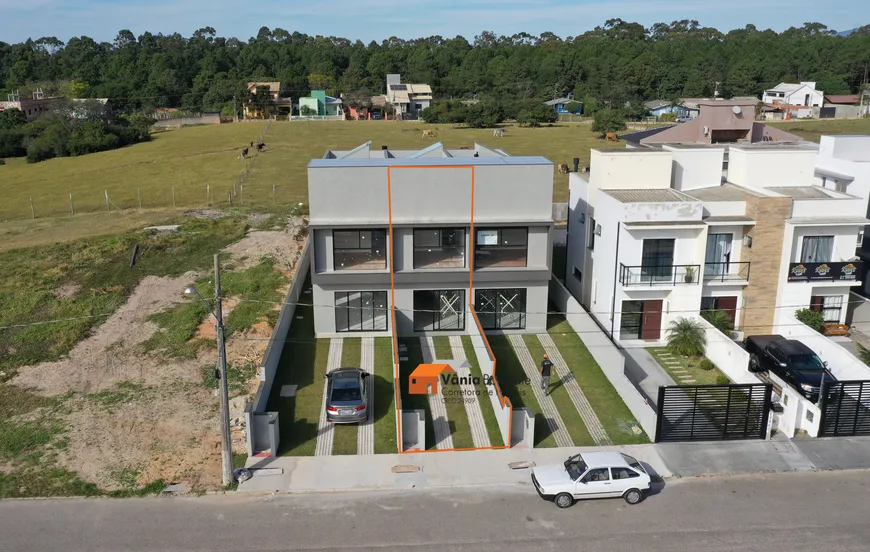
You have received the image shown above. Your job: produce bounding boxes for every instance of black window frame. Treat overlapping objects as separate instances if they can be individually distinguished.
[474,288,527,330]
[412,228,466,269]
[334,291,389,332]
[413,289,466,332]
[474,227,529,269]
[588,217,596,250]
[332,229,387,271]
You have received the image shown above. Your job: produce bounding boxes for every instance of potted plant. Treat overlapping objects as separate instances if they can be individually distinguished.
[684,266,696,283]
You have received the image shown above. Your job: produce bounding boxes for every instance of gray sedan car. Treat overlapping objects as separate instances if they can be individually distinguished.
[326,367,369,424]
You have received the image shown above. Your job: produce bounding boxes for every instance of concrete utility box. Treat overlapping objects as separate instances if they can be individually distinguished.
[511,408,535,449]
[402,409,426,451]
[248,412,280,457]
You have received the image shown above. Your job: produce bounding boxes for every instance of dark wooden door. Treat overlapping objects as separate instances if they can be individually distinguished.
[641,300,663,340]
[718,296,738,323]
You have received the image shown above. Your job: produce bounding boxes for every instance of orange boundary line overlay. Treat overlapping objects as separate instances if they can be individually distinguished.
[387,165,512,454]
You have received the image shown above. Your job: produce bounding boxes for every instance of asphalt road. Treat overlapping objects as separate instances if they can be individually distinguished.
[2,470,869,552]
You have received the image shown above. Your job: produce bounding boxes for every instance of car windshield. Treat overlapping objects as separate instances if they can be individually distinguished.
[791,354,825,371]
[622,454,646,474]
[564,457,588,480]
[331,388,362,402]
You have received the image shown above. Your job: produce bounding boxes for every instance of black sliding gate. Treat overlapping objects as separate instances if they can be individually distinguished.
[655,384,773,443]
[819,381,870,437]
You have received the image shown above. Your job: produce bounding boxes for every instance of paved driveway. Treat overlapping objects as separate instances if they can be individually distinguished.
[621,347,675,408]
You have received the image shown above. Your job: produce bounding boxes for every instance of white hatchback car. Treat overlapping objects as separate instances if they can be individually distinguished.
[531,451,651,508]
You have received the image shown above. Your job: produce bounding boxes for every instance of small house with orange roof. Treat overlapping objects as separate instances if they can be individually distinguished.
[409,363,455,395]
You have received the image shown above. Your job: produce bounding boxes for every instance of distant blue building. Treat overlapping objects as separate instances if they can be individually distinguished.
[544,94,582,114]
[644,100,699,120]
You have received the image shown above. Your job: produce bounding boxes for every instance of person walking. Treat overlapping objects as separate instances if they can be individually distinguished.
[540,353,554,395]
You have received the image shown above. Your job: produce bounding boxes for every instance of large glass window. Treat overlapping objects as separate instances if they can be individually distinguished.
[704,233,732,277]
[413,228,465,269]
[641,239,675,282]
[474,289,526,330]
[475,228,528,269]
[620,300,643,340]
[413,290,465,331]
[335,291,388,332]
[801,236,834,263]
[333,230,387,270]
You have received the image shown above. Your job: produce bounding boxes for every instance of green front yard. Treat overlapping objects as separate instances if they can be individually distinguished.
[646,347,730,386]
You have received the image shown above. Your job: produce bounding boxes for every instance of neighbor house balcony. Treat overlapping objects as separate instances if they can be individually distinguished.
[619,264,702,287]
[703,261,751,285]
[786,261,862,283]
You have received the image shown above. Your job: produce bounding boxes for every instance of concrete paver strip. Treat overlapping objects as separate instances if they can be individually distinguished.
[421,337,454,450]
[357,337,375,455]
[449,336,491,448]
[537,333,613,446]
[314,338,344,457]
[508,334,573,448]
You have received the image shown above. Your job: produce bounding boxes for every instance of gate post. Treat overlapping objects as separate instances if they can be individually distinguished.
[760,384,774,440]
[654,386,665,443]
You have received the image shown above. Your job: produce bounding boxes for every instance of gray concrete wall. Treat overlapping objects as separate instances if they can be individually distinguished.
[402,409,426,451]
[510,408,535,448]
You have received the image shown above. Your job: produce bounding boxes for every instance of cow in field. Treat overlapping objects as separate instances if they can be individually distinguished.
[558,163,570,174]
[493,128,506,138]
[605,132,619,142]
[422,129,436,138]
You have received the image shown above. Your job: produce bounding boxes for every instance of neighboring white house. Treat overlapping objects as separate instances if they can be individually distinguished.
[385,74,432,120]
[762,81,824,107]
[565,136,870,343]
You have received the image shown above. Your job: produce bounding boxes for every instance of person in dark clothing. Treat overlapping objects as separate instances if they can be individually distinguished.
[540,354,554,395]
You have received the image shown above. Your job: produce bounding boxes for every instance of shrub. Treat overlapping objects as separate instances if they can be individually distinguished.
[716,375,731,385]
[699,358,716,371]
[516,103,558,127]
[0,129,26,157]
[660,113,677,122]
[591,108,627,134]
[666,317,707,357]
[795,308,825,332]
[0,158,5,165]
[701,309,734,335]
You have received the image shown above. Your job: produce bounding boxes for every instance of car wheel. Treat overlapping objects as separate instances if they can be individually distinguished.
[623,489,643,505]
[749,355,760,372]
[554,493,573,509]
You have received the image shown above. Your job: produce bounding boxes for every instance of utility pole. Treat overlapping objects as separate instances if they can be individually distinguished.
[233,94,238,123]
[214,254,233,487]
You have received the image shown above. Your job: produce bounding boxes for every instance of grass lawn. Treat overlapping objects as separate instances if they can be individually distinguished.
[548,315,650,444]
[331,337,361,455]
[267,277,330,456]
[398,337,436,450]
[769,118,870,143]
[0,121,623,222]
[486,335,556,448]
[431,336,475,449]
[372,337,397,454]
[461,336,504,447]
[646,347,729,386]
[523,334,594,446]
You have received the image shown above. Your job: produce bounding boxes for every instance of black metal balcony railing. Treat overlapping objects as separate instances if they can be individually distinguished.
[704,261,751,282]
[619,264,702,286]
[787,261,863,282]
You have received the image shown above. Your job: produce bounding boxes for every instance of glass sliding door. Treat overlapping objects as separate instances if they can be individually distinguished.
[413,290,465,331]
[335,291,388,332]
[641,239,675,282]
[474,289,527,330]
[620,301,643,340]
[801,236,834,263]
[705,233,732,277]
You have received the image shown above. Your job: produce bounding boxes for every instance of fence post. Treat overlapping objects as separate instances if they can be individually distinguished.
[105,190,110,212]
[138,188,142,209]
[29,198,35,219]
[172,186,176,208]
[240,184,243,205]
[69,194,74,215]
[228,191,232,206]
[272,184,276,204]
[207,184,210,206]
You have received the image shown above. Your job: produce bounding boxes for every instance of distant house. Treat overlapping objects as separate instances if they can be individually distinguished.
[544,95,581,114]
[0,89,63,121]
[644,100,699,120]
[296,90,345,120]
[762,81,824,107]
[69,98,112,119]
[245,81,293,118]
[385,74,432,120]
[821,94,868,119]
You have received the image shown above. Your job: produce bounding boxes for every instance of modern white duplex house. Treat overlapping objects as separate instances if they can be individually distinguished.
[566,136,870,343]
[307,141,554,337]
[762,81,824,107]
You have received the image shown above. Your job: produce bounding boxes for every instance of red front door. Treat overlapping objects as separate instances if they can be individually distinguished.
[718,296,738,324]
[641,300,663,340]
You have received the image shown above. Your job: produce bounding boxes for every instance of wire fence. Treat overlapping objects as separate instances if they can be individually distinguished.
[3,119,309,221]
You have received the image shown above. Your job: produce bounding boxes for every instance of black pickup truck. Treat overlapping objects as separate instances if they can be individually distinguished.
[744,335,838,402]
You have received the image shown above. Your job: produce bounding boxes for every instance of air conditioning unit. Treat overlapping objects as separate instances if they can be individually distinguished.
[703,126,710,136]
[594,224,602,236]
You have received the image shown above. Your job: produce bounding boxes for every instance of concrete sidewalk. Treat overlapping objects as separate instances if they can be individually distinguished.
[622,347,674,408]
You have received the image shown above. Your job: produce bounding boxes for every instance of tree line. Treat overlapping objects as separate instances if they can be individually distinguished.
[1,20,869,118]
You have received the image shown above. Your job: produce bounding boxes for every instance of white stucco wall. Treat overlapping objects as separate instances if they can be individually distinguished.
[589,150,673,191]
[727,148,818,189]
[663,146,726,192]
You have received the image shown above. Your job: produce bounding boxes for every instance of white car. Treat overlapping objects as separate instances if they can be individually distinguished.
[531,451,651,508]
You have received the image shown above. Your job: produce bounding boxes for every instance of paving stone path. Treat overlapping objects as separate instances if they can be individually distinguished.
[357,337,375,455]
[421,337,454,450]
[315,338,344,457]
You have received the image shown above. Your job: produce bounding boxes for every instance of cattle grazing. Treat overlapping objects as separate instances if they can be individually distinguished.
[493,128,506,138]
[240,147,249,159]
[605,132,619,142]
[422,129,436,138]
[558,163,570,174]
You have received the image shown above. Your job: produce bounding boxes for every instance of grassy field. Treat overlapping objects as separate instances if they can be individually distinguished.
[0,121,623,222]
[769,118,870,143]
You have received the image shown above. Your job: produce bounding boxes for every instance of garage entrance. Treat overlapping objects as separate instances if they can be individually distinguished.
[819,381,870,436]
[655,384,773,442]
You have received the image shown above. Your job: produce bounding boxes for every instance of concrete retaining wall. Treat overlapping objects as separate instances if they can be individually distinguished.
[552,202,568,222]
[393,309,404,452]
[548,276,658,439]
[468,308,513,447]
[698,317,757,384]
[510,407,535,448]
[251,238,311,414]
[776,313,870,381]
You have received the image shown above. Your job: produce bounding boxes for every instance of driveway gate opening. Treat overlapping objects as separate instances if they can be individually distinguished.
[655,384,773,443]
[819,381,870,437]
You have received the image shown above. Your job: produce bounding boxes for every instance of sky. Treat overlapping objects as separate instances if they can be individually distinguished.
[0,0,864,44]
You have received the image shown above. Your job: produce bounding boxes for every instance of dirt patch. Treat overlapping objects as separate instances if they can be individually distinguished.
[193,296,241,340]
[12,271,202,396]
[221,216,306,273]
[52,283,81,299]
[184,209,226,220]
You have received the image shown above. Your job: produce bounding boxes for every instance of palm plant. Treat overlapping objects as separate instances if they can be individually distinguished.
[701,309,734,335]
[666,317,707,357]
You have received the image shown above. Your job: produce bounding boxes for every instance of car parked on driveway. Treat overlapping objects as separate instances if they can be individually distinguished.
[744,335,838,402]
[325,367,369,424]
[531,451,651,508]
